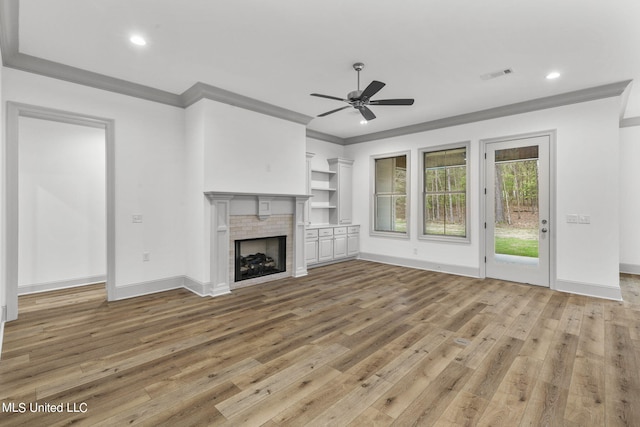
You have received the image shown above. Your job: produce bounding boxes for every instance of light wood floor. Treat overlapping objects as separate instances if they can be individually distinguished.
[1,260,639,426]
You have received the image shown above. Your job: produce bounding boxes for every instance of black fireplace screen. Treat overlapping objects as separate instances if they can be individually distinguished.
[234,235,286,282]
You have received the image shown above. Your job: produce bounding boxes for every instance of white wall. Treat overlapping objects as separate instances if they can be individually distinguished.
[184,101,207,285]
[345,97,622,299]
[620,125,640,273]
[2,68,186,292]
[18,117,105,291]
[202,100,307,195]
[306,137,346,170]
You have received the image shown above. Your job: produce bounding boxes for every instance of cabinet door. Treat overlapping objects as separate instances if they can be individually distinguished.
[338,163,353,224]
[318,238,334,262]
[334,235,347,259]
[347,234,359,256]
[305,239,318,264]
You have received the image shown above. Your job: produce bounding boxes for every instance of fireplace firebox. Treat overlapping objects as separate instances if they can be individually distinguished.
[234,236,286,282]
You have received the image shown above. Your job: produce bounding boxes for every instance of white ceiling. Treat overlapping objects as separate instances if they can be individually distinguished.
[15,0,640,139]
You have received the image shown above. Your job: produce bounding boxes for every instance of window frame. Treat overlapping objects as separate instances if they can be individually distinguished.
[419,142,471,244]
[370,150,411,239]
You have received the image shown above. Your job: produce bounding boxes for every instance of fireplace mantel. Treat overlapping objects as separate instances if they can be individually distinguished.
[204,191,310,199]
[205,191,310,221]
[204,191,311,296]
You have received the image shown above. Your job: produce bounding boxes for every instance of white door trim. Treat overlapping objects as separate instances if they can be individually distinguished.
[4,102,116,321]
[479,130,557,290]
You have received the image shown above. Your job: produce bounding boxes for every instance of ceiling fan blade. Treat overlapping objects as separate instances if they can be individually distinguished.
[317,105,351,117]
[310,93,348,102]
[357,106,376,121]
[369,98,415,106]
[359,80,386,100]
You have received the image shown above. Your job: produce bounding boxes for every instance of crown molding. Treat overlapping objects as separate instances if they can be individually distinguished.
[343,80,633,145]
[181,82,312,125]
[9,52,184,106]
[620,116,640,128]
[305,129,345,145]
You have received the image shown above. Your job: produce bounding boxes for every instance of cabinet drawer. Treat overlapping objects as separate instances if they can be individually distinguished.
[318,228,334,237]
[334,227,347,235]
[347,226,360,234]
[305,229,318,239]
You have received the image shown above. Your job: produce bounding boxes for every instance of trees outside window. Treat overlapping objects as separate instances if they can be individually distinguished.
[373,153,408,236]
[422,145,469,240]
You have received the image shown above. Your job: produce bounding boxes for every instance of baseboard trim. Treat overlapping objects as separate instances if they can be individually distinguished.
[211,287,232,297]
[358,252,481,278]
[555,279,623,301]
[183,276,208,297]
[113,276,185,300]
[307,256,358,269]
[17,275,107,295]
[620,263,640,275]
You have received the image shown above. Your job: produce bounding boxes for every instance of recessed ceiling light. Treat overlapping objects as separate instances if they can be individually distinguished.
[546,71,561,80]
[130,35,147,46]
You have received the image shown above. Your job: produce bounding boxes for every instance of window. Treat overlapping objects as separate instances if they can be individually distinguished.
[373,153,409,236]
[422,144,469,240]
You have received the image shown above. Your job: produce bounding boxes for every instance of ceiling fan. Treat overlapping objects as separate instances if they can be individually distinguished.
[311,62,415,121]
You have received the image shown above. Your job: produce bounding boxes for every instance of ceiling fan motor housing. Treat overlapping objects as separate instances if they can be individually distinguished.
[348,90,363,101]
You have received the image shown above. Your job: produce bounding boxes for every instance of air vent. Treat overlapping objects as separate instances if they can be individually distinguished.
[480,68,514,81]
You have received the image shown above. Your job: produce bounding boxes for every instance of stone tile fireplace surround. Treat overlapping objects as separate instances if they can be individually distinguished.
[204,192,310,296]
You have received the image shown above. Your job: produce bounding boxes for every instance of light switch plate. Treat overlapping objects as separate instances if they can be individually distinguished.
[578,214,590,224]
[566,214,578,224]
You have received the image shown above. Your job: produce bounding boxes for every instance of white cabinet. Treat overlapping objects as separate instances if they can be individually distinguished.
[318,228,333,262]
[307,225,359,266]
[328,158,354,225]
[347,226,360,257]
[305,228,319,264]
[305,240,318,264]
[334,227,348,259]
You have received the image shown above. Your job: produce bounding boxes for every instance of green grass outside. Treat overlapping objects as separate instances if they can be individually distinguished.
[495,236,538,258]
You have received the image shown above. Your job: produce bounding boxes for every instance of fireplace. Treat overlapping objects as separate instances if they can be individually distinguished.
[235,236,286,282]
[203,192,310,296]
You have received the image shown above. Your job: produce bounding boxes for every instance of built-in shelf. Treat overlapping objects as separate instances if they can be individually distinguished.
[306,154,354,228]
[311,203,337,209]
[311,169,336,175]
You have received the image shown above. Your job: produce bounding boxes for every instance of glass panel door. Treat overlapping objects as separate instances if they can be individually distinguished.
[485,136,550,286]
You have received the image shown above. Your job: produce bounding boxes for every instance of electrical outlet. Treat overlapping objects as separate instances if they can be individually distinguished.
[566,214,578,224]
[143,252,150,262]
[132,214,143,223]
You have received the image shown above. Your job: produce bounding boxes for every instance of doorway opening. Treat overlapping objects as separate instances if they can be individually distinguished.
[4,103,115,321]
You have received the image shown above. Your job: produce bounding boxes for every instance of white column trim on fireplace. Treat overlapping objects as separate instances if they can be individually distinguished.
[204,191,311,295]
[206,193,234,297]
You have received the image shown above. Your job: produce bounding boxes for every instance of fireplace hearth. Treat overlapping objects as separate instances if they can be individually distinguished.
[235,236,286,282]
